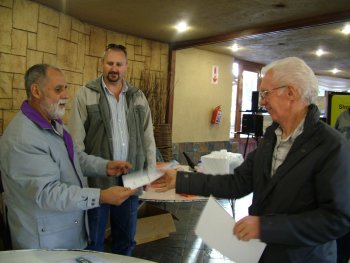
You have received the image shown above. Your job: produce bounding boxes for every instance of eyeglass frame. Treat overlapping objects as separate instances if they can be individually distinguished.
[259,85,288,99]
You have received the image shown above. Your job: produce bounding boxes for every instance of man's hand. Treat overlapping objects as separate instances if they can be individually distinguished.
[106,160,132,176]
[150,169,177,192]
[233,216,260,241]
[100,186,137,205]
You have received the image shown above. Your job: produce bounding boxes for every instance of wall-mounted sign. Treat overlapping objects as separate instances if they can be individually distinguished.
[212,65,219,84]
[327,92,350,127]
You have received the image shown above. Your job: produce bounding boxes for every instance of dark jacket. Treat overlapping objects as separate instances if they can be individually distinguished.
[176,104,350,263]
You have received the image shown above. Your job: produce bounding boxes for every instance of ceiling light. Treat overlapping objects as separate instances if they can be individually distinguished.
[332,68,340,74]
[341,24,350,35]
[175,21,188,33]
[231,43,239,52]
[316,48,324,57]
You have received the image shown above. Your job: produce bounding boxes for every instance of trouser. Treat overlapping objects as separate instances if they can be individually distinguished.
[86,195,138,256]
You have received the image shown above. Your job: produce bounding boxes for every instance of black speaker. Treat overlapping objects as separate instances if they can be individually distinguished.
[242,114,264,136]
[251,91,259,113]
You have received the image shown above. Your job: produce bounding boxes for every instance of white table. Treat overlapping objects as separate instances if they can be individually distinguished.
[0,249,155,263]
[140,187,207,203]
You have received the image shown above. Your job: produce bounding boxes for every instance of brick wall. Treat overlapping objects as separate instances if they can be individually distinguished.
[0,0,169,135]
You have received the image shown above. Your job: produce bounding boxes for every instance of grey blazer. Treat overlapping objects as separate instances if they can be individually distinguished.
[0,105,108,249]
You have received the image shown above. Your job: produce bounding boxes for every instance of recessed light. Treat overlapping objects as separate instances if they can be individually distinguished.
[231,43,240,52]
[175,21,188,33]
[316,48,324,57]
[341,24,350,35]
[332,68,340,74]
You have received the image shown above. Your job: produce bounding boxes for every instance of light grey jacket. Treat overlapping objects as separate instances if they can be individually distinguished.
[69,77,156,190]
[0,106,108,249]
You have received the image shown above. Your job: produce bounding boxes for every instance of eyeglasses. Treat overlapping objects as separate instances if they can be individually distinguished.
[259,85,288,99]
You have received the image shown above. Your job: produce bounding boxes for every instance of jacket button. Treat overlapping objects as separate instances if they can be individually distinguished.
[41,228,45,232]
[74,220,78,224]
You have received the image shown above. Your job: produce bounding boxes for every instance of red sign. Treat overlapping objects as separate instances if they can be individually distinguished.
[212,65,219,84]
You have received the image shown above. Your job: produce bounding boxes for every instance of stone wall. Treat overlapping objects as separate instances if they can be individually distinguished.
[0,0,169,135]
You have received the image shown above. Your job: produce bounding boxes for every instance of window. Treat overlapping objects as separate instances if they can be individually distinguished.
[229,60,262,139]
[229,63,239,138]
[241,71,258,112]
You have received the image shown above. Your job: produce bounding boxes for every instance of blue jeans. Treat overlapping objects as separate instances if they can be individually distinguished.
[86,195,138,256]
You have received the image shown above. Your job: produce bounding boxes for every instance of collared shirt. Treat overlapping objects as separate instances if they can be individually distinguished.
[271,118,305,176]
[102,78,129,161]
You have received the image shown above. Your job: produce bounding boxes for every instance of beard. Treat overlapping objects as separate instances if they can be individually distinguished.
[41,99,67,120]
[107,71,121,83]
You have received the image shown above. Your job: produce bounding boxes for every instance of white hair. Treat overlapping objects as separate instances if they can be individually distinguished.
[261,57,319,104]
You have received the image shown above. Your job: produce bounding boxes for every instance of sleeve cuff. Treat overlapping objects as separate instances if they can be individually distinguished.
[176,171,191,194]
[78,188,101,209]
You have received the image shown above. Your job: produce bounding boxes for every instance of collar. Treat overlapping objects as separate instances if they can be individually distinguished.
[101,77,128,95]
[275,117,305,142]
[21,101,63,130]
[21,101,75,165]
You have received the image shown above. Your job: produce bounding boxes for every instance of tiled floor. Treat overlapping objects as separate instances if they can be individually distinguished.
[130,195,252,263]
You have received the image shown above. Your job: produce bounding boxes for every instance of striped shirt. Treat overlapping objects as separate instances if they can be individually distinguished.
[102,78,129,161]
[271,118,305,176]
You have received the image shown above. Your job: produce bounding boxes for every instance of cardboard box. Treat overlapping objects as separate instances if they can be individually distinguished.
[135,203,176,244]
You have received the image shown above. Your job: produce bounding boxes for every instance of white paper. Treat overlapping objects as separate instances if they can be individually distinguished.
[195,196,266,263]
[121,168,161,189]
[122,161,178,189]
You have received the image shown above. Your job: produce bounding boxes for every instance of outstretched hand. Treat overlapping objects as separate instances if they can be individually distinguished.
[100,186,137,205]
[150,169,177,192]
[106,160,132,176]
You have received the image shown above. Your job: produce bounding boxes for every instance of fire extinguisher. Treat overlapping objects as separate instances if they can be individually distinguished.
[211,105,222,124]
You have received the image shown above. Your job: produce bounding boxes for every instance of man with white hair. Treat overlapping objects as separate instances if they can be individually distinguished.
[152,57,350,262]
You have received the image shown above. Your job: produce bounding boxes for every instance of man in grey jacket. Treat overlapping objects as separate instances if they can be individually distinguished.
[69,44,156,255]
[152,57,350,263]
[0,64,136,249]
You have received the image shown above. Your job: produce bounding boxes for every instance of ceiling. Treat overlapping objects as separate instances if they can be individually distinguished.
[32,0,350,90]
